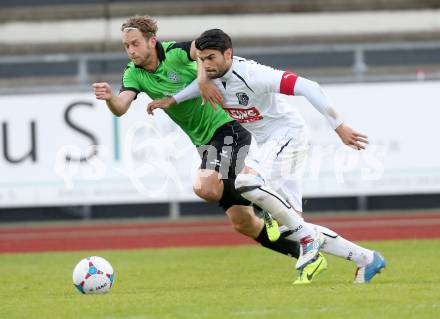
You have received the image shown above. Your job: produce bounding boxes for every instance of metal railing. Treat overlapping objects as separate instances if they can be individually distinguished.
[1,41,440,94]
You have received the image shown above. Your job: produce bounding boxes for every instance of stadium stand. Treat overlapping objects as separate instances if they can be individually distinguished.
[1,0,440,22]
[1,0,440,91]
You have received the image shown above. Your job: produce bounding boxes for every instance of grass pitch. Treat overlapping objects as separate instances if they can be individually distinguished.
[1,240,439,319]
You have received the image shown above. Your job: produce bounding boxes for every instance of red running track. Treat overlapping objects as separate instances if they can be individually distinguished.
[1,211,440,253]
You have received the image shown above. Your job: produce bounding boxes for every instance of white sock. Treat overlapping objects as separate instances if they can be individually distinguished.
[311,223,374,267]
[241,188,314,240]
[236,173,316,241]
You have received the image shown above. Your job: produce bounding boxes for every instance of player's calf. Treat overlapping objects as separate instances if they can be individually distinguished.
[226,205,262,238]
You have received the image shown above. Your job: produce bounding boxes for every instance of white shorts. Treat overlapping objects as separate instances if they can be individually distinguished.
[245,126,309,212]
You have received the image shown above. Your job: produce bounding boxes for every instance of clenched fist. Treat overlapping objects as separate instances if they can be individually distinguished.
[93,82,114,101]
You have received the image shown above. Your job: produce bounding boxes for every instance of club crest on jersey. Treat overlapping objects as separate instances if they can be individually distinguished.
[236,92,249,106]
[167,70,180,82]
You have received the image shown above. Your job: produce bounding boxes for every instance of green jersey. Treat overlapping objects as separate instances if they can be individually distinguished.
[120,41,233,146]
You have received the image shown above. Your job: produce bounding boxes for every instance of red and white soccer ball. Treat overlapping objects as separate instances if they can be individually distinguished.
[72,256,114,294]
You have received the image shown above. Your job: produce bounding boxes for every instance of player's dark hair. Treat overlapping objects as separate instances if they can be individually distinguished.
[121,15,158,39]
[195,29,232,53]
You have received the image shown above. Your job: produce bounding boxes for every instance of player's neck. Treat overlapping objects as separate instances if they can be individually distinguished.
[142,53,159,72]
[219,62,233,78]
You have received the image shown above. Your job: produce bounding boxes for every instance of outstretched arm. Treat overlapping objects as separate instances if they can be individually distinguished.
[93,82,136,117]
[250,63,368,148]
[293,76,342,129]
[146,79,201,115]
[146,76,223,115]
[292,76,368,150]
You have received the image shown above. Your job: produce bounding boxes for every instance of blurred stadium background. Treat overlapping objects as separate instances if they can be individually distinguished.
[1,0,439,222]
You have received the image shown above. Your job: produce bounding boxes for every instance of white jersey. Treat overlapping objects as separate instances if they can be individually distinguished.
[214,56,306,144]
[172,54,344,211]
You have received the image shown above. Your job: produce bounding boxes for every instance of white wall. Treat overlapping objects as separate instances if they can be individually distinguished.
[296,81,440,197]
[0,81,439,207]
[2,10,440,44]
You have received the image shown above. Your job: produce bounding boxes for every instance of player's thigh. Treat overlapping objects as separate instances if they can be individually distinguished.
[243,127,308,211]
[263,130,308,188]
[194,137,225,202]
[198,121,251,180]
[194,121,252,202]
[225,205,263,238]
[265,146,307,212]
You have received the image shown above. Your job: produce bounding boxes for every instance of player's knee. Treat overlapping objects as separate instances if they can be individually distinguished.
[193,184,221,202]
[235,173,264,193]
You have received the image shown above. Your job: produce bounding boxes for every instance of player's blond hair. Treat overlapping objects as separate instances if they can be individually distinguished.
[121,15,158,39]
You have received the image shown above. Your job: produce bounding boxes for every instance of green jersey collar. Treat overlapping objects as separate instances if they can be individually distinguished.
[156,40,166,63]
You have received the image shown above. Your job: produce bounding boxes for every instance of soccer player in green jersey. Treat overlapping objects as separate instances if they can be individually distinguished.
[93,15,304,263]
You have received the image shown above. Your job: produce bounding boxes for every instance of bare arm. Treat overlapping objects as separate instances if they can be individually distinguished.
[147,79,201,115]
[93,82,136,116]
[147,96,176,115]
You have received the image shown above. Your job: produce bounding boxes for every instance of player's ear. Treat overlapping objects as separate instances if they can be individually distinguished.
[148,36,157,47]
[224,48,233,60]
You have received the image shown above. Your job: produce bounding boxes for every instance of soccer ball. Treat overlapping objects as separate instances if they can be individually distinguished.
[72,256,114,294]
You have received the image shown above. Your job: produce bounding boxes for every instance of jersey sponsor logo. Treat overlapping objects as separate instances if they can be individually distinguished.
[236,92,250,106]
[167,70,180,82]
[223,107,263,123]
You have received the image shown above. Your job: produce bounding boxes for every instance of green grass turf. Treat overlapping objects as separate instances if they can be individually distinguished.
[1,240,439,319]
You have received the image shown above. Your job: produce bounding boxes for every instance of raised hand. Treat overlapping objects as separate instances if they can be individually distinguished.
[147,96,176,115]
[198,80,224,111]
[335,123,369,150]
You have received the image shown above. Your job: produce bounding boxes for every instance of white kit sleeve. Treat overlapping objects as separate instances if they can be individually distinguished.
[293,76,343,130]
[247,61,284,94]
[173,79,201,104]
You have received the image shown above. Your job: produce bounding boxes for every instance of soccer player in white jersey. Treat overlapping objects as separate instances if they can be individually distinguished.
[148,29,386,284]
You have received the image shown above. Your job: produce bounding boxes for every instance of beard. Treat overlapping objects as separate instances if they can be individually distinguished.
[206,66,228,79]
[131,52,152,68]
[206,71,221,79]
